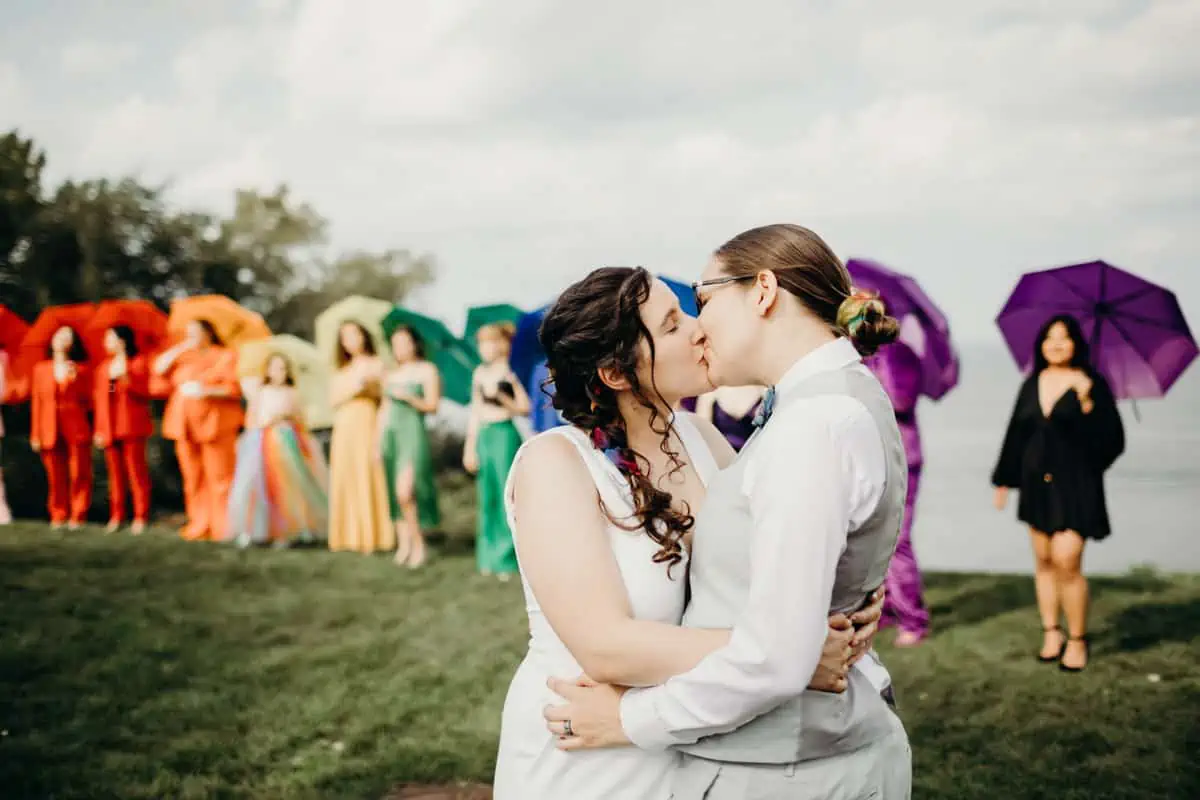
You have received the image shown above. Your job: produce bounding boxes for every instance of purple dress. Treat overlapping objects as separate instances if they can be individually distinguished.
[710,399,761,452]
[865,342,928,639]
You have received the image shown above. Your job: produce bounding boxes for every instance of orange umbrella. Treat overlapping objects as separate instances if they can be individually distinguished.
[85,299,169,359]
[167,295,271,347]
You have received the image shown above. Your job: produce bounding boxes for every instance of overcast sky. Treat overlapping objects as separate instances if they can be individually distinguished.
[2,0,1197,343]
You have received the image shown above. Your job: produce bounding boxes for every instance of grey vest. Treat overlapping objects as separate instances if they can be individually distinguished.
[679,364,907,765]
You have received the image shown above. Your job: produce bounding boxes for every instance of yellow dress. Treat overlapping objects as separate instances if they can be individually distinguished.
[327,367,394,553]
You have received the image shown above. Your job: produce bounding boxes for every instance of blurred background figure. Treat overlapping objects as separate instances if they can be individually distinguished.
[847,258,961,646]
[227,352,328,548]
[31,325,93,530]
[153,318,243,541]
[380,324,442,568]
[327,321,393,555]
[93,325,154,534]
[691,385,765,452]
[992,315,1125,672]
[464,322,530,580]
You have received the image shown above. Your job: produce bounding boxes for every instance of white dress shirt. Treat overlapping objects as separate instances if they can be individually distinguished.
[620,337,892,749]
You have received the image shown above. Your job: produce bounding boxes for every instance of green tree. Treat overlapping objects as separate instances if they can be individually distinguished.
[0,131,48,316]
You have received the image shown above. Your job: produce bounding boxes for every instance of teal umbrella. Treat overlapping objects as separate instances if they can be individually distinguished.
[382,307,479,405]
[464,303,524,343]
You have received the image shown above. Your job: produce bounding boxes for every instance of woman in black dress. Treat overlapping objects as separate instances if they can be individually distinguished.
[992,314,1125,671]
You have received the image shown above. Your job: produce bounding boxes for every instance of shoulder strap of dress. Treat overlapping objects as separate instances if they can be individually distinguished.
[503,426,635,527]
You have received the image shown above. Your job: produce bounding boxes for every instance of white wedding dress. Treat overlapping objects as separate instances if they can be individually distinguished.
[493,418,716,800]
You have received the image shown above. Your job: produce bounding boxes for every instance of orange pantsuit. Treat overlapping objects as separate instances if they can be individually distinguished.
[30,360,93,524]
[157,347,242,541]
[94,356,154,524]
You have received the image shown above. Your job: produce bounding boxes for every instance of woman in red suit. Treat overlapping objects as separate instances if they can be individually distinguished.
[30,325,93,529]
[94,325,153,534]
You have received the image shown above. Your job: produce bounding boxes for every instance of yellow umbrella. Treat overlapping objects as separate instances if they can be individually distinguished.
[314,296,394,368]
[237,334,334,430]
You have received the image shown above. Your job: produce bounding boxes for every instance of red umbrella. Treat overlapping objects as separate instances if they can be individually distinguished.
[1,307,30,402]
[17,303,98,367]
[0,305,29,355]
[85,299,169,360]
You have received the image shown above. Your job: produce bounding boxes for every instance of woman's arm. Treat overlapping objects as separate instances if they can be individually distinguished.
[152,341,190,375]
[405,363,442,414]
[1070,373,1125,471]
[198,351,241,399]
[463,369,482,473]
[330,368,364,409]
[512,433,730,687]
[992,378,1032,489]
[499,371,532,415]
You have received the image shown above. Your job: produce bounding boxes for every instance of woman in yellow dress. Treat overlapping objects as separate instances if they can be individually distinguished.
[327,321,394,553]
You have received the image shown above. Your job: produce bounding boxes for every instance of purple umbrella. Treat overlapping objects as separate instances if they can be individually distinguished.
[846,258,960,400]
[996,260,1197,400]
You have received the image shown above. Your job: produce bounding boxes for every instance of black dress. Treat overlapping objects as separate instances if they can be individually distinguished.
[991,373,1125,540]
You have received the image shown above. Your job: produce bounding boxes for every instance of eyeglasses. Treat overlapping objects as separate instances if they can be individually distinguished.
[691,275,755,311]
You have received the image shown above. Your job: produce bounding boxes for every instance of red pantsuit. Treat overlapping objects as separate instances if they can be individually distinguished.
[156,347,242,541]
[30,360,93,524]
[94,356,154,523]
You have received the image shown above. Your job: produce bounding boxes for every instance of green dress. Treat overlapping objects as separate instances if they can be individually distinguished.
[476,419,523,574]
[380,382,440,530]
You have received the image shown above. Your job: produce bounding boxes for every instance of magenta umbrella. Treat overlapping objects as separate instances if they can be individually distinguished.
[996,260,1197,400]
[846,258,960,400]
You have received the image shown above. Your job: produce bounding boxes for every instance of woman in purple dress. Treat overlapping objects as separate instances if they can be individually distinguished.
[865,341,928,646]
[691,385,764,451]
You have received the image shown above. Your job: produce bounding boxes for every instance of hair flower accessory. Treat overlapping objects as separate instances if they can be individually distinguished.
[590,426,642,476]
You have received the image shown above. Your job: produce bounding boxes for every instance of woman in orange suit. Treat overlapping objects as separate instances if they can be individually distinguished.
[152,318,242,541]
[94,325,154,534]
[30,326,93,529]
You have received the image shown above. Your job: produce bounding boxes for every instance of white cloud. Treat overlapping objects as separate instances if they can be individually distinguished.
[0,61,23,112]
[59,41,137,75]
[4,0,1199,338]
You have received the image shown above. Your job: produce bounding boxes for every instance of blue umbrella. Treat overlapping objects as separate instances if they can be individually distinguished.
[510,303,551,390]
[659,275,699,317]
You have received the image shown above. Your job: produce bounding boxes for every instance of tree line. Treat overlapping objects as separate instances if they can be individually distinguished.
[0,128,435,339]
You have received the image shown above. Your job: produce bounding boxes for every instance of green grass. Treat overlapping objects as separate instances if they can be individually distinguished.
[2,511,1198,798]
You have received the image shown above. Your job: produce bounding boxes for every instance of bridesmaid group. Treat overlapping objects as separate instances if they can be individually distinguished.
[323,317,527,575]
[4,311,532,579]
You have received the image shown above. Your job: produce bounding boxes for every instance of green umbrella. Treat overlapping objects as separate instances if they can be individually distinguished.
[382,306,479,405]
[463,303,524,343]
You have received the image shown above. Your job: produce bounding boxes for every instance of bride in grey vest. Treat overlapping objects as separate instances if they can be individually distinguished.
[545,225,913,799]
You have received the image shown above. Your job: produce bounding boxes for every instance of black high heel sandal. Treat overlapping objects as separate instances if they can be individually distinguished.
[1059,635,1089,672]
[1038,625,1066,663]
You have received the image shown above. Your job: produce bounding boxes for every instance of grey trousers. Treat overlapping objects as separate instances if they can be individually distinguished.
[670,710,911,799]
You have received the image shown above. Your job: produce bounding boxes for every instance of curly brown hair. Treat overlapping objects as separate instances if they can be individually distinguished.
[538,267,693,574]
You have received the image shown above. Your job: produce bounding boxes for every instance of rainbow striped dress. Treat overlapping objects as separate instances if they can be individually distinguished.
[226,385,329,546]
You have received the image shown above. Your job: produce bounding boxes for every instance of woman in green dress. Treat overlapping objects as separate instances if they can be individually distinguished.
[378,325,442,568]
[463,322,531,579]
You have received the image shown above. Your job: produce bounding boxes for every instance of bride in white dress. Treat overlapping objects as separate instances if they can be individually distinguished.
[493,268,874,800]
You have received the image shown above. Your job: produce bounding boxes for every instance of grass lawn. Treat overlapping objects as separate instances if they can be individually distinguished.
[2,510,1198,798]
